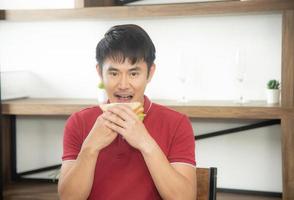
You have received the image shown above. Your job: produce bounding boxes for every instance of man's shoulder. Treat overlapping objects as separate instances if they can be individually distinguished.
[79,106,102,114]
[69,106,102,121]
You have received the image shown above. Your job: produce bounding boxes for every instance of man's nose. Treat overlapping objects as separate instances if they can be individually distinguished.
[118,75,130,89]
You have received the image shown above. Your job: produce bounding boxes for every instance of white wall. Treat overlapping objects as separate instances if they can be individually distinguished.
[0,0,74,9]
[0,0,282,192]
[193,119,282,192]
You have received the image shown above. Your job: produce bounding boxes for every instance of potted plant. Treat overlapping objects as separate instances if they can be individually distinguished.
[266,79,280,104]
[97,82,107,103]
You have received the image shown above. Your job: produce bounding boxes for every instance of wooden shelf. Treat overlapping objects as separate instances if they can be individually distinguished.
[2,98,293,119]
[1,0,294,21]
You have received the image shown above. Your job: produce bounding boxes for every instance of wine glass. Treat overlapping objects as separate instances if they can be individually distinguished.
[176,50,190,103]
[235,49,246,103]
[178,73,188,102]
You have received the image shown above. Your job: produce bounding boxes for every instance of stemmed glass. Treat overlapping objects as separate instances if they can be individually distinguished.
[178,73,188,102]
[176,50,189,103]
[235,49,246,103]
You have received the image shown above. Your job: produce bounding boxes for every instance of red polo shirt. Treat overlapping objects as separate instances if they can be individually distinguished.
[62,96,196,200]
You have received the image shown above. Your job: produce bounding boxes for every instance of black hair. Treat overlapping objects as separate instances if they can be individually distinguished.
[96,24,156,75]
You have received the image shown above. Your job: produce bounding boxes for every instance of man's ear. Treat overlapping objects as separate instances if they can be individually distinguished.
[96,64,103,79]
[147,64,156,83]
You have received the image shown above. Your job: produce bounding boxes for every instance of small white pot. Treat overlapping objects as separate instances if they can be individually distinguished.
[266,89,280,104]
[97,89,107,104]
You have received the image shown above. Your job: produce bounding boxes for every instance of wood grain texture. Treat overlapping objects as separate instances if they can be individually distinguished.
[197,168,210,200]
[84,0,117,7]
[0,10,5,19]
[281,116,294,200]
[282,10,294,108]
[1,98,96,116]
[2,180,282,200]
[75,0,116,8]
[2,98,293,119]
[4,181,58,200]
[1,116,12,185]
[2,0,294,21]
[281,10,294,200]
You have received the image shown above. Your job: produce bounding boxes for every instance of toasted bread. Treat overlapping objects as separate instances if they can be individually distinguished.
[100,102,145,121]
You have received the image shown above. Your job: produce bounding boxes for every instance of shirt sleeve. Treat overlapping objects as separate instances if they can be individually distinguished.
[168,115,196,167]
[62,113,84,161]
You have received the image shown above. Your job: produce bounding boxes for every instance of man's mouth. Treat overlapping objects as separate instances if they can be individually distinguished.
[114,94,134,102]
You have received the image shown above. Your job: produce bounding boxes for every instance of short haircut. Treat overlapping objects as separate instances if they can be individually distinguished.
[96,24,156,75]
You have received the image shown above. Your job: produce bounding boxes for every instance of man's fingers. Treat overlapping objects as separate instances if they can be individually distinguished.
[105,120,125,135]
[102,111,126,128]
[108,105,138,121]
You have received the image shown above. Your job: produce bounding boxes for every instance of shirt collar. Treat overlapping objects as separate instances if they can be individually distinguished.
[143,95,151,114]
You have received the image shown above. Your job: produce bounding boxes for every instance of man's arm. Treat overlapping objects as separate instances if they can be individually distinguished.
[103,105,196,200]
[139,135,196,200]
[58,114,117,200]
[58,149,99,200]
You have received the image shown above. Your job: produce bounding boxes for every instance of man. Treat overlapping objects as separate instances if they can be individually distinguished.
[58,24,196,200]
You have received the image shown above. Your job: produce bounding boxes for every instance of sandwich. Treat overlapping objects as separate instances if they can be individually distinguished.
[100,102,145,121]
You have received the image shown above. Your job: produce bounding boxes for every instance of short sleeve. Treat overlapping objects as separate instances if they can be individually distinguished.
[62,113,84,161]
[168,115,196,167]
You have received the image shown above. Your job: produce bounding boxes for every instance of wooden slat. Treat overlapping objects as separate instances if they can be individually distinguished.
[1,116,12,185]
[3,182,58,199]
[2,0,294,21]
[281,117,294,200]
[281,10,294,200]
[169,106,291,119]
[1,98,293,119]
[197,168,210,200]
[282,10,294,108]
[75,0,116,8]
[2,181,282,200]
[0,10,5,19]
[1,99,96,116]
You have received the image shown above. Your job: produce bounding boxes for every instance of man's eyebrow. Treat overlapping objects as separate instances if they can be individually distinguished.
[129,66,141,71]
[107,66,119,71]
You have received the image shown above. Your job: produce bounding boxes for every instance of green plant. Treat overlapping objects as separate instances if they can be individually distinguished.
[267,79,280,89]
[98,82,105,89]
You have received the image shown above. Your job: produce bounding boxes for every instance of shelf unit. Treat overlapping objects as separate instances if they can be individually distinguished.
[0,1,293,200]
[0,0,293,21]
[2,98,294,119]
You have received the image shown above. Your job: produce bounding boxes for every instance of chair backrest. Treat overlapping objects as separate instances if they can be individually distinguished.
[196,167,217,200]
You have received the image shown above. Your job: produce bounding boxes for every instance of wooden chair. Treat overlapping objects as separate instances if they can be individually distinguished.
[196,167,217,200]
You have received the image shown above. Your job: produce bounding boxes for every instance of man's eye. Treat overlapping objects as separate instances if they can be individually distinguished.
[130,72,139,77]
[109,71,118,76]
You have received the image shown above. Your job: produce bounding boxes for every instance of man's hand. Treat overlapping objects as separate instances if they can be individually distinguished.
[81,113,118,153]
[102,105,196,199]
[102,105,154,152]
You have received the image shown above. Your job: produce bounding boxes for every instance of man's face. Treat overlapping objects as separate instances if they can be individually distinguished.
[97,58,155,104]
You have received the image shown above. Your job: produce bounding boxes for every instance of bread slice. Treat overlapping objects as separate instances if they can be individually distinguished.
[100,102,145,121]
[100,102,141,112]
